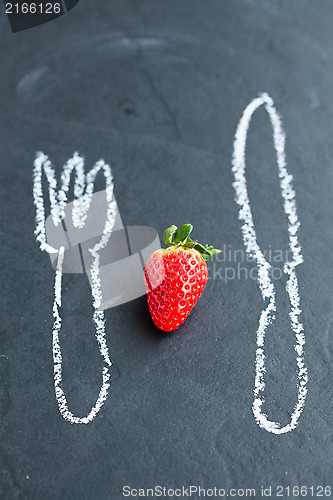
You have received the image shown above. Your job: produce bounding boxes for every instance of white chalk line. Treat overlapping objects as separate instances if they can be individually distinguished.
[232,93,308,434]
[33,152,117,424]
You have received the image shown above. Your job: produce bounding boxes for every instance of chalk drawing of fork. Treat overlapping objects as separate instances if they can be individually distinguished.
[232,93,308,434]
[33,151,117,424]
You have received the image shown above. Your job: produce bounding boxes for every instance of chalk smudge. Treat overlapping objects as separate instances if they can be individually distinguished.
[33,152,117,424]
[232,93,308,434]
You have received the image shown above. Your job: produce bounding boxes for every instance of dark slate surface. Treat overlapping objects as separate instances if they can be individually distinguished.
[1,1,333,498]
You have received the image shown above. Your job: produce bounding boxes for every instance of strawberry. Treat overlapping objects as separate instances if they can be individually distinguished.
[144,224,220,332]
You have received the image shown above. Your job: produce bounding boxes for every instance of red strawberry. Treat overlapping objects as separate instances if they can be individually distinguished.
[144,224,220,332]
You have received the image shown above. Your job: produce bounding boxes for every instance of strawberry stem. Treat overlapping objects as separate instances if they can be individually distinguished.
[163,224,221,261]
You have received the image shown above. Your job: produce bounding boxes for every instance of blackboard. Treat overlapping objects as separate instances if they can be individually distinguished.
[1,0,333,498]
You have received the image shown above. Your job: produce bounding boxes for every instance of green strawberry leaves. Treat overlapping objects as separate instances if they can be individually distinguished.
[163,224,221,261]
[174,224,193,244]
[193,242,221,261]
[163,225,178,246]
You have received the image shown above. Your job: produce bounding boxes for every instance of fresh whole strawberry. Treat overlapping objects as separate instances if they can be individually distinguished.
[144,224,220,332]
